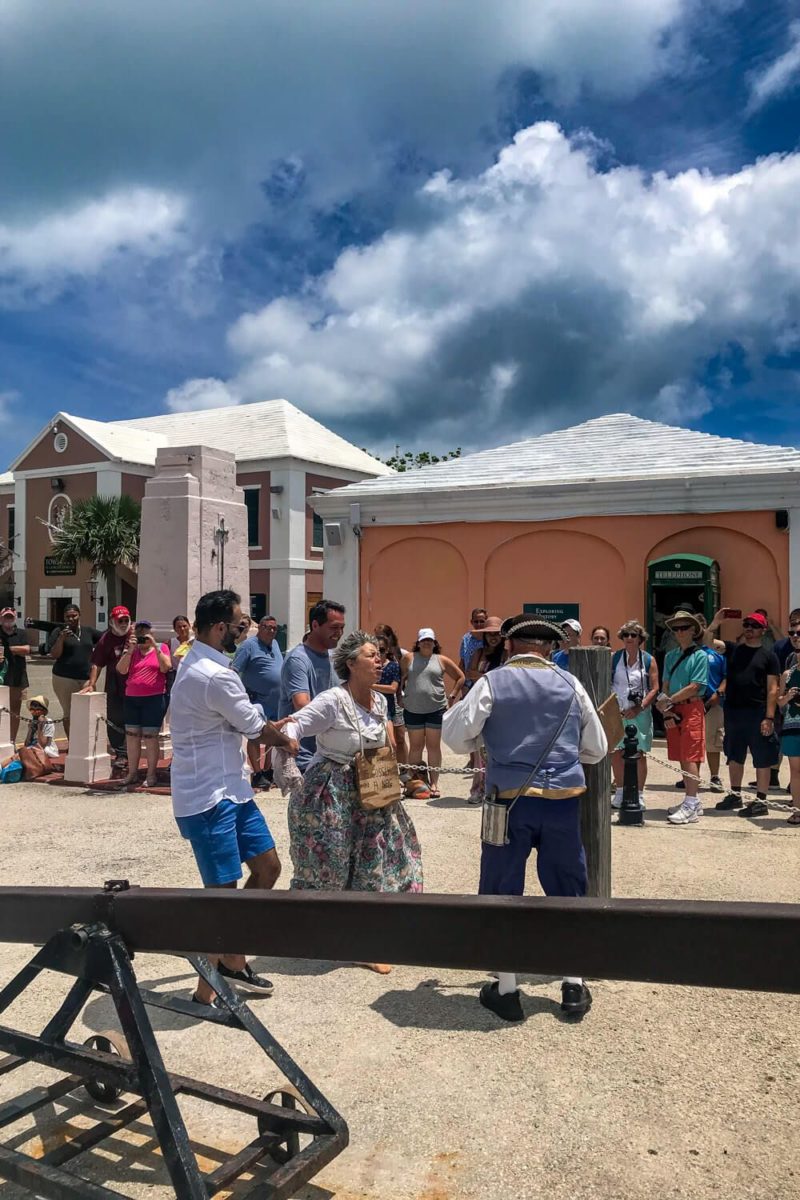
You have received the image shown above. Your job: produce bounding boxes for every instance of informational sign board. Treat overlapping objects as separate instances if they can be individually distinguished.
[523,603,580,625]
[43,556,76,576]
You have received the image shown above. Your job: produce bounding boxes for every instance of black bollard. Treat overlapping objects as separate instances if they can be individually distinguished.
[618,723,644,826]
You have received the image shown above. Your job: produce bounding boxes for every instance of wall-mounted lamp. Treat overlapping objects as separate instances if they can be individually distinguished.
[50,477,65,492]
[87,576,99,602]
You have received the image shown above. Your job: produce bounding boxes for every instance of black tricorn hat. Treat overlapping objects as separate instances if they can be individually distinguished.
[500,613,566,642]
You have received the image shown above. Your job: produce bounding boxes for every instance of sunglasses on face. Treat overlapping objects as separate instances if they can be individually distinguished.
[671,624,693,632]
[742,622,761,630]
[789,629,800,637]
[621,632,640,639]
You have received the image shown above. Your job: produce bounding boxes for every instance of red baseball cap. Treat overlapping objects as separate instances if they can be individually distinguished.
[110,605,131,621]
[744,611,767,628]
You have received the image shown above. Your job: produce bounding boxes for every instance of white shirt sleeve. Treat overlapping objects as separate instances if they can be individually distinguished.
[284,689,343,742]
[441,676,494,754]
[573,678,608,764]
[206,668,265,740]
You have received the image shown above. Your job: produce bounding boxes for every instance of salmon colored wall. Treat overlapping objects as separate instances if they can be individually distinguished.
[24,474,100,613]
[17,428,109,471]
[121,473,147,504]
[361,511,790,660]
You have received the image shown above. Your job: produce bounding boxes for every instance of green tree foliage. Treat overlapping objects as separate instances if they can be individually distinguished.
[373,446,462,473]
[51,494,141,610]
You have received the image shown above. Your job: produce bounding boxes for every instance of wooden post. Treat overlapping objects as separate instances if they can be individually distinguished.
[568,647,612,898]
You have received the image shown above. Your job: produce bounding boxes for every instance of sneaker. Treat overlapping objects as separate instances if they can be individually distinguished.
[667,802,700,825]
[467,792,483,806]
[479,981,524,1022]
[191,992,224,1009]
[738,799,769,818]
[714,792,742,811]
[561,981,592,1016]
[637,792,646,810]
[668,801,704,815]
[674,779,685,790]
[709,776,724,793]
[611,788,623,809]
[216,962,274,995]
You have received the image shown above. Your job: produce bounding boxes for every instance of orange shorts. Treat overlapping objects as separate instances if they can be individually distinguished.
[665,699,706,763]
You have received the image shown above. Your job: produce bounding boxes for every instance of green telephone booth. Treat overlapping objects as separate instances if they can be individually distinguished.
[646,554,720,653]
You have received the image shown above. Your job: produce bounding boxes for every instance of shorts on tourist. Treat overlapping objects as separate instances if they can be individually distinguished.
[403,707,445,730]
[123,693,165,734]
[665,699,706,763]
[724,707,779,769]
[614,708,653,753]
[176,797,275,886]
[781,732,800,758]
[704,702,725,752]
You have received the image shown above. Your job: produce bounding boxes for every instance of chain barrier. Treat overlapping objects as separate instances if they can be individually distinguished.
[0,705,127,736]
[645,748,795,813]
[396,762,484,776]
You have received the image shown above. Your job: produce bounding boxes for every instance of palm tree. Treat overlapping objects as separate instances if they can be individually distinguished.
[51,494,141,611]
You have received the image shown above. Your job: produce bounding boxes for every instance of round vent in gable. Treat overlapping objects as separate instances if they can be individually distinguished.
[53,432,69,453]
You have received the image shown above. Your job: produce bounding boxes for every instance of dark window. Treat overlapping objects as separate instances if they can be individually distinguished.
[7,506,14,547]
[312,510,324,550]
[250,593,267,622]
[244,489,259,547]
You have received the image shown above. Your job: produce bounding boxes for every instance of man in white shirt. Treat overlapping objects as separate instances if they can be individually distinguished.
[170,588,297,1005]
[443,613,606,1024]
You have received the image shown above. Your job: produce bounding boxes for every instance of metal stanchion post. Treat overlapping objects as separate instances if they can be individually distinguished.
[617,723,644,826]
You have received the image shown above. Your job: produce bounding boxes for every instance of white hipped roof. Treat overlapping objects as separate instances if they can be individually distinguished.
[317,413,800,500]
[11,399,391,477]
[0,472,13,489]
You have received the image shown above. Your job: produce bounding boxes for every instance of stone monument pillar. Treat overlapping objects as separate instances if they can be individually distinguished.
[136,446,251,642]
[0,686,14,762]
[64,692,112,784]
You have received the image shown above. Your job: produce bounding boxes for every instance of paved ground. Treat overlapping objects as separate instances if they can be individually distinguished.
[0,677,798,1198]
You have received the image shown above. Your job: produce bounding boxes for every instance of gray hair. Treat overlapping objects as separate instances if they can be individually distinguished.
[332,630,378,680]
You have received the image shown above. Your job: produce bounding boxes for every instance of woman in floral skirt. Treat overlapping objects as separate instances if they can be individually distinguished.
[280,630,423,971]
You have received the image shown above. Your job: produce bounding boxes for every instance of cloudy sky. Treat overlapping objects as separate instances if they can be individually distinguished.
[2,0,800,462]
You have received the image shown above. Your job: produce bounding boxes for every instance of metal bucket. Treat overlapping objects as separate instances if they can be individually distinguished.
[480,792,516,847]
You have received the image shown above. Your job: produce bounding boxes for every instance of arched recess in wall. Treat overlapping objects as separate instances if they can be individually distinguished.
[366,537,468,652]
[646,526,782,618]
[485,529,626,634]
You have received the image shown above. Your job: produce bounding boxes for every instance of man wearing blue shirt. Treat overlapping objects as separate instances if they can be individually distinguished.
[279,600,345,772]
[233,615,284,787]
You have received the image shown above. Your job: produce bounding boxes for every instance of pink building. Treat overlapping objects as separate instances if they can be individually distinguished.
[1,399,390,644]
[314,414,800,659]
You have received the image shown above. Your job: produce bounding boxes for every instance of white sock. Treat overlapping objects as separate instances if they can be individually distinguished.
[563,976,583,986]
[496,972,517,995]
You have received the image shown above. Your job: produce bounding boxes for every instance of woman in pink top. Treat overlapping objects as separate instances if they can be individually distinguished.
[116,619,171,788]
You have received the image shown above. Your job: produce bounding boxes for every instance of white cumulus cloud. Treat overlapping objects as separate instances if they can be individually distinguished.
[0,188,186,303]
[169,122,800,445]
[165,377,239,413]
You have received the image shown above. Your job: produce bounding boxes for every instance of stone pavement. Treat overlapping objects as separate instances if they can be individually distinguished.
[0,749,797,1198]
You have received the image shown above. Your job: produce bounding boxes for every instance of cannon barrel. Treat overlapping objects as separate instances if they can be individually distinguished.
[0,886,796,994]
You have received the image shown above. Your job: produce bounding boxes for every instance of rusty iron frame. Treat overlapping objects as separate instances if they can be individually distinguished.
[0,911,347,1199]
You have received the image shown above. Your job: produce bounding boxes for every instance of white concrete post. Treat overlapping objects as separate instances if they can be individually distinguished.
[64,692,112,784]
[0,685,14,762]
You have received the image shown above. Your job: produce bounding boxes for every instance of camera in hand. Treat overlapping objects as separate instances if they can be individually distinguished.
[627,690,643,707]
[136,635,148,644]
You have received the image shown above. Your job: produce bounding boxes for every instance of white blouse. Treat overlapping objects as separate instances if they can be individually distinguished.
[284,686,388,765]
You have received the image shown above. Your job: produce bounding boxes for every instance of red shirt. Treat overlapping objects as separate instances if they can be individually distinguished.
[91,631,129,699]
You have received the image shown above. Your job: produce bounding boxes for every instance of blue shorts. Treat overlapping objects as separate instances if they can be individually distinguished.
[124,693,165,734]
[176,798,275,886]
[404,708,445,729]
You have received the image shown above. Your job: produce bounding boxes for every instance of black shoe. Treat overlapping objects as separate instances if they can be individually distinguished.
[251,771,267,788]
[216,962,274,995]
[561,981,592,1016]
[675,780,685,790]
[262,768,274,784]
[738,799,769,818]
[191,992,223,1009]
[715,792,742,810]
[479,981,524,1022]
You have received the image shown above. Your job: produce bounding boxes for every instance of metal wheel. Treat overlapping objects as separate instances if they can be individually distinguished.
[260,1084,315,1164]
[82,1030,130,1104]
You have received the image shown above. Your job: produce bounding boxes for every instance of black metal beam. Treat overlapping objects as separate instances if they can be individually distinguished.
[0,887,797,993]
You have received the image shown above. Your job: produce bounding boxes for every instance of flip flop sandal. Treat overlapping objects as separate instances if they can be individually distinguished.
[429,787,441,798]
[786,810,800,825]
